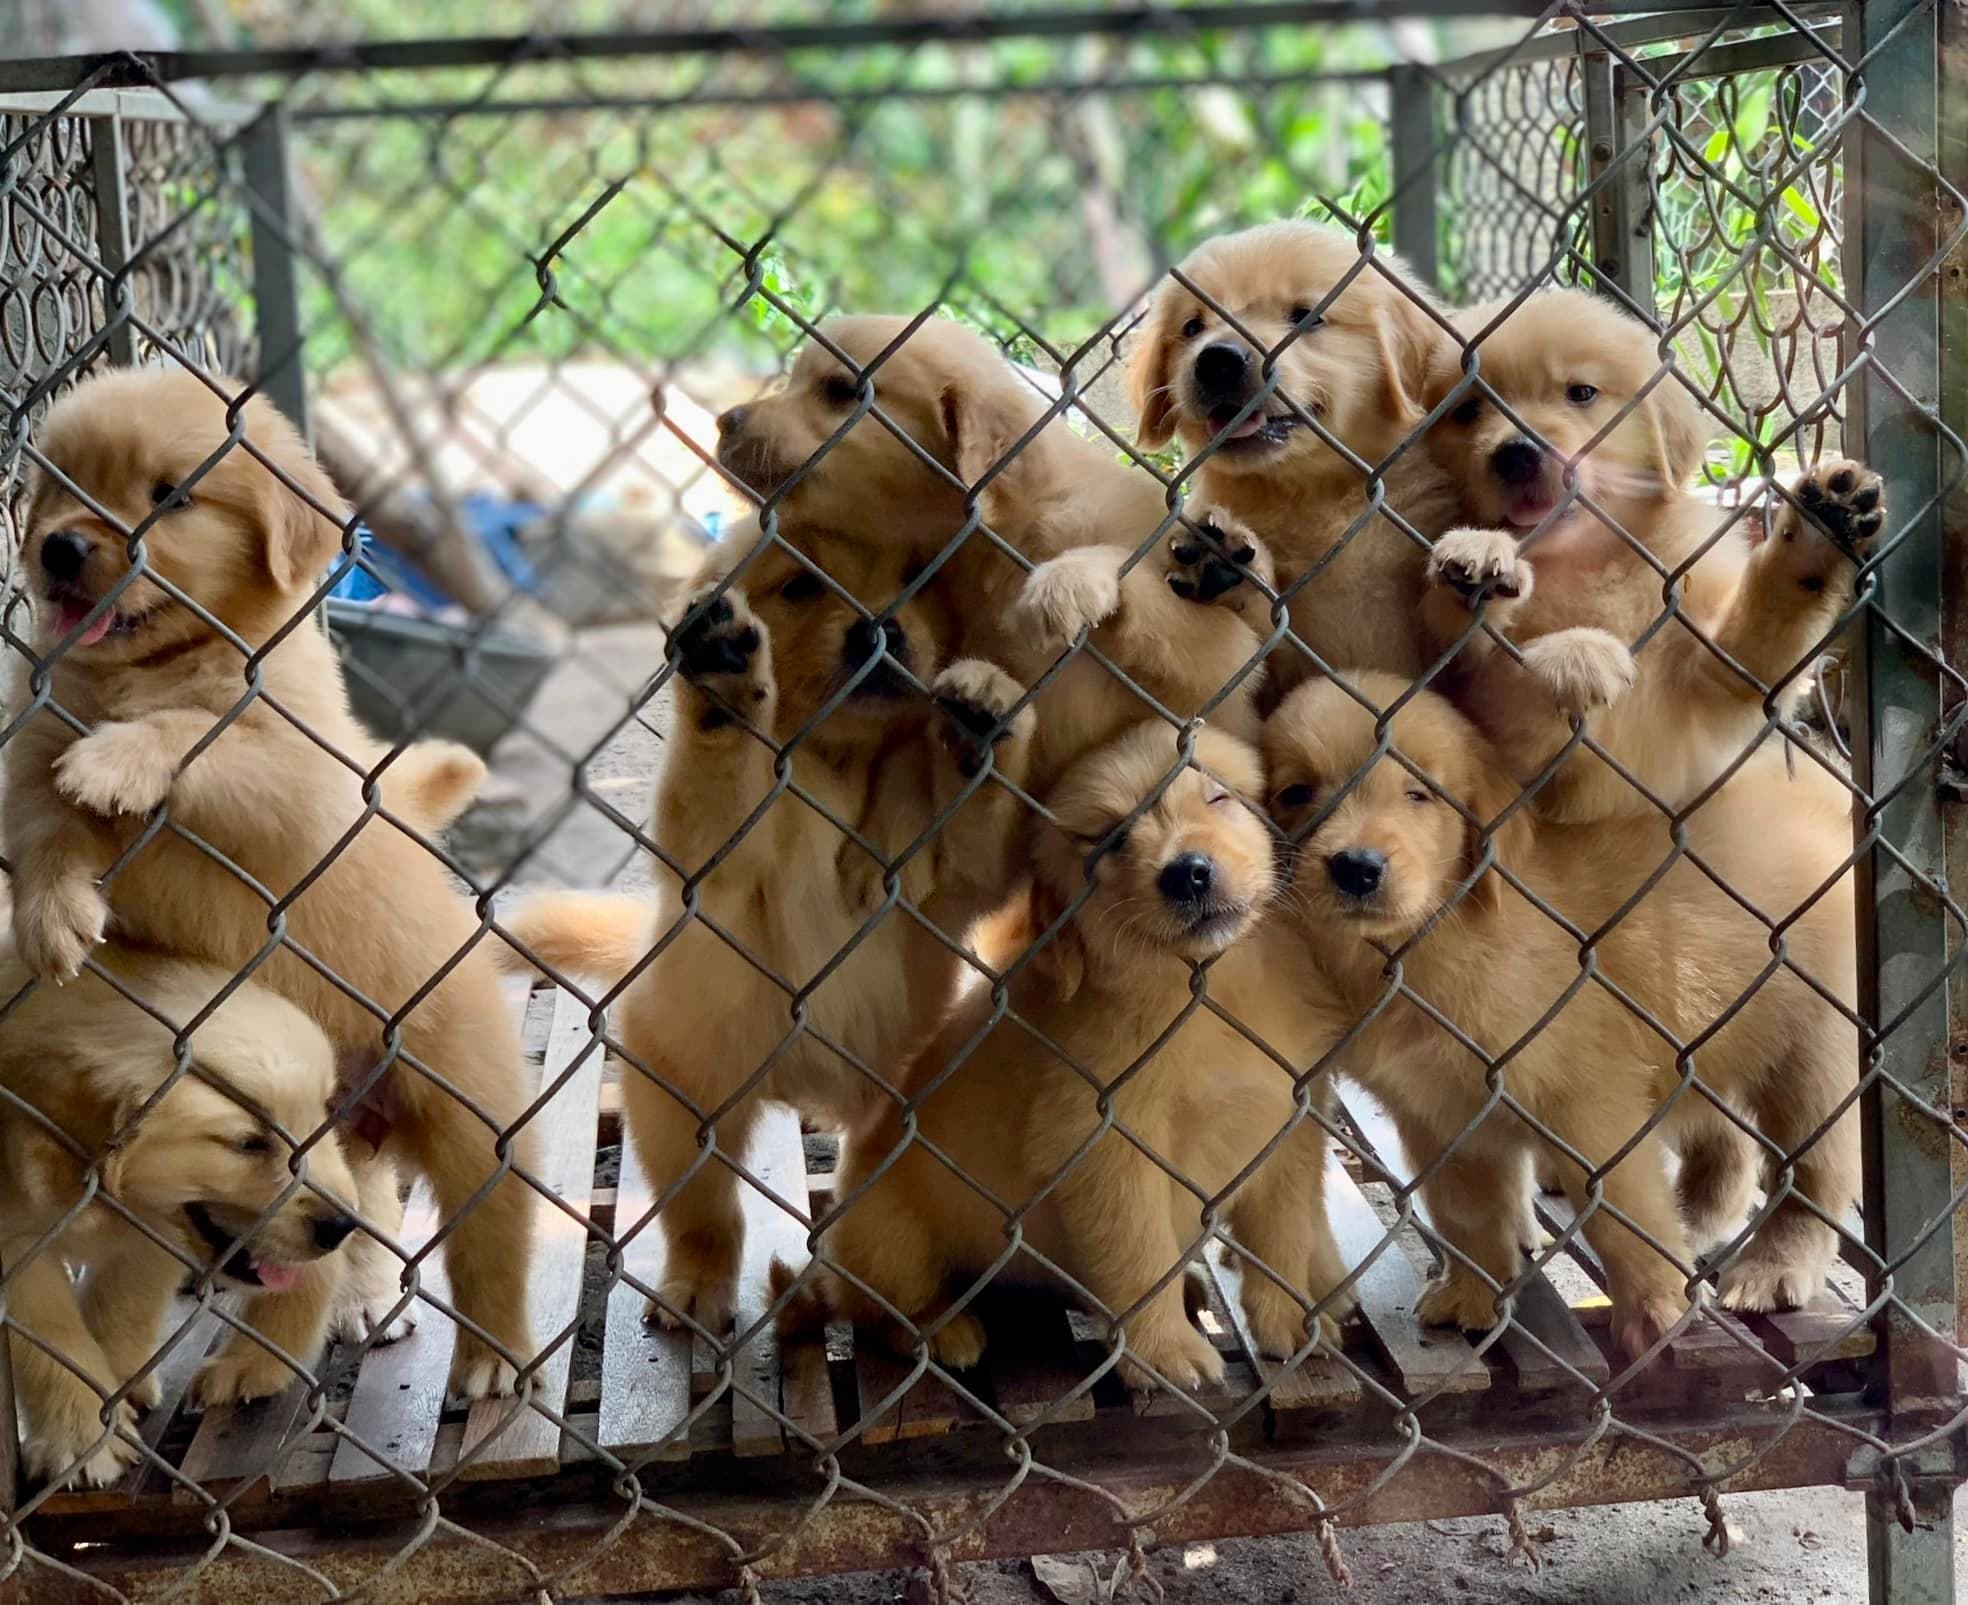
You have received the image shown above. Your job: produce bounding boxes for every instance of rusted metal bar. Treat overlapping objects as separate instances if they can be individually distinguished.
[1847,0,1965,1592]
[31,1412,1875,1603]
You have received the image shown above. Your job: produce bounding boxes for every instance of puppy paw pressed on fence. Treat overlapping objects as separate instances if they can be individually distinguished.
[671,583,773,729]
[22,1393,141,1492]
[1167,509,1275,607]
[53,721,184,816]
[1427,527,1535,615]
[932,658,1034,779]
[1764,458,1885,594]
[13,874,110,982]
[1014,543,1125,649]
[1520,627,1636,716]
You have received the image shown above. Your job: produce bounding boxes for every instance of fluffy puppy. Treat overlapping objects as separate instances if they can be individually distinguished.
[0,943,360,1488]
[1128,220,1463,684]
[6,367,537,1397]
[499,528,1037,1333]
[1265,674,1858,1353]
[1422,288,1882,821]
[792,724,1350,1391]
[715,315,1269,789]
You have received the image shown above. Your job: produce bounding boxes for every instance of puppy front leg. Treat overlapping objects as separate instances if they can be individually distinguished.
[1407,1138,1535,1335]
[80,1226,186,1410]
[1056,1137,1223,1392]
[1684,460,1884,710]
[197,1255,339,1406]
[1419,527,1538,678]
[1226,1117,1351,1356]
[923,658,1038,914]
[655,585,781,873]
[51,707,223,819]
[8,1248,141,1489]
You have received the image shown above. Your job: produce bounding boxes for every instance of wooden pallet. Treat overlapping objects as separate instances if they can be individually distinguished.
[22,982,1875,1555]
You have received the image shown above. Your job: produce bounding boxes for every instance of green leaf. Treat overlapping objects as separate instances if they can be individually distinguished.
[1703,128,1731,167]
[1732,82,1773,153]
[1780,185,1820,230]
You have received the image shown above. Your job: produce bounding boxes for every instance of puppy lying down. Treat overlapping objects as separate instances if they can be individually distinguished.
[0,936,361,1489]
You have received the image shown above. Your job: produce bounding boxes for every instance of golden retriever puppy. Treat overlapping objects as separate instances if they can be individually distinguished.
[1421,289,1882,821]
[499,528,1037,1333]
[5,367,537,1397]
[1264,674,1858,1354]
[0,943,360,1488]
[714,314,1268,789]
[1128,220,1463,684]
[791,724,1351,1390]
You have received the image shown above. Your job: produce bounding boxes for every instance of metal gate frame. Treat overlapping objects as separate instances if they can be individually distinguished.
[0,3,1965,1598]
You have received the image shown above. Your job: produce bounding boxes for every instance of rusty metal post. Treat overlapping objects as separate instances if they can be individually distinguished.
[88,110,137,368]
[1580,42,1653,311]
[1848,0,1964,1594]
[1388,63,1440,290]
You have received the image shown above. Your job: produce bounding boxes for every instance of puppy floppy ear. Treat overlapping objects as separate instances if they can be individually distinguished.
[1021,876,1088,1004]
[1640,372,1711,494]
[1457,756,1535,916]
[1127,295,1180,452]
[937,381,1026,491]
[1371,280,1442,423]
[244,396,352,592]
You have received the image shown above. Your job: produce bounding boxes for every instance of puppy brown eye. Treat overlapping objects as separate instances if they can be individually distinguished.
[151,481,188,509]
[1405,787,1432,805]
[1181,316,1206,340]
[1566,384,1599,405]
[1206,790,1231,808]
[1289,306,1320,329]
[779,570,825,602]
[1452,398,1482,426]
[235,1134,274,1157]
[820,375,860,407]
[1276,782,1315,809]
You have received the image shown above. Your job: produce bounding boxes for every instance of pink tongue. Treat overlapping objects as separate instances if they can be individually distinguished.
[254,1262,304,1293]
[1506,497,1556,529]
[58,600,112,645]
[76,611,113,646]
[1214,411,1266,440]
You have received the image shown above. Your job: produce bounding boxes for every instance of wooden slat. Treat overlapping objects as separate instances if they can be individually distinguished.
[1328,1168,1489,1398]
[981,1293,1098,1430]
[849,1337,974,1445]
[173,1366,313,1505]
[728,1111,810,1458]
[597,1059,693,1463]
[774,1149,840,1452]
[327,1190,452,1490]
[1340,1094,1608,1394]
[458,988,605,1480]
[1205,1258,1361,1411]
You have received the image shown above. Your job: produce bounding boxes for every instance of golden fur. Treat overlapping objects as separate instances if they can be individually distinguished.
[1264,674,1859,1355]
[499,529,1037,1332]
[791,724,1351,1390]
[1128,220,1463,684]
[0,942,359,1488]
[6,368,537,1397]
[1421,289,1882,821]
[716,314,1268,791]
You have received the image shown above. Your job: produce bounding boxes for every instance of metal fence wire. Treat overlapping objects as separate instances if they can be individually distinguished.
[0,4,1963,1601]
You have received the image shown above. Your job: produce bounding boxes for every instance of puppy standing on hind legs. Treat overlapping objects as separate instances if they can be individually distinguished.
[501,532,1036,1337]
[7,368,538,1399]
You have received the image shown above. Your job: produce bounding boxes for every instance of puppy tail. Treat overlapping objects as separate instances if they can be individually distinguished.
[386,740,488,833]
[495,890,649,983]
[769,1255,839,1341]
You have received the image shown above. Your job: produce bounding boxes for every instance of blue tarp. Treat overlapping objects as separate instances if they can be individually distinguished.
[327,493,544,609]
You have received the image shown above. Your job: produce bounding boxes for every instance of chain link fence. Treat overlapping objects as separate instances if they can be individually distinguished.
[0,4,1963,1601]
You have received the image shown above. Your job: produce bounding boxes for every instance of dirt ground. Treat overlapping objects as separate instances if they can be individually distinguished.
[495,631,1932,1605]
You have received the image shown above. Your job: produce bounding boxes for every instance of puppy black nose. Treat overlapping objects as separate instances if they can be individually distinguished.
[1193,342,1251,400]
[312,1211,358,1253]
[717,405,748,438]
[1490,438,1544,487]
[845,615,908,666]
[1327,848,1387,899]
[39,530,89,583]
[1157,852,1216,905]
